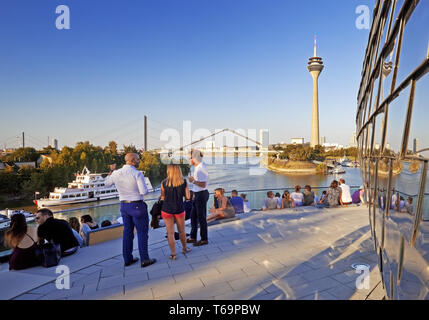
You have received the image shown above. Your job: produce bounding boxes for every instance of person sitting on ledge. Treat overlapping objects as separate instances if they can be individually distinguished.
[101,220,112,228]
[68,217,83,247]
[291,185,304,207]
[262,191,280,211]
[241,194,252,213]
[36,208,79,256]
[351,185,365,205]
[6,213,40,270]
[207,188,236,222]
[80,214,99,246]
[229,190,244,214]
[281,190,295,208]
[303,185,315,206]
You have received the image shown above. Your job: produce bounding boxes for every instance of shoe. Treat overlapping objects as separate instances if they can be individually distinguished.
[193,240,209,247]
[169,254,177,260]
[186,238,197,244]
[182,247,191,254]
[141,258,157,268]
[124,257,139,267]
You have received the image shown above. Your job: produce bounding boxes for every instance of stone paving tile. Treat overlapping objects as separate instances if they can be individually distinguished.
[71,271,101,287]
[180,282,233,300]
[153,278,204,298]
[228,275,269,292]
[300,291,339,300]
[147,268,173,280]
[190,267,221,278]
[199,270,248,286]
[96,259,122,267]
[289,277,343,299]
[83,285,124,300]
[40,286,84,300]
[75,265,103,275]
[13,293,45,300]
[27,282,58,295]
[249,290,286,300]
[325,283,360,300]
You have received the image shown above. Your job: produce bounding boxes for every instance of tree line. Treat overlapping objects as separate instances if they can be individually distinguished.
[0,141,189,201]
[271,144,358,162]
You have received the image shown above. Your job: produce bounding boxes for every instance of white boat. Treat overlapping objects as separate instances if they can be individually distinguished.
[34,166,155,209]
[329,166,346,174]
[0,209,36,230]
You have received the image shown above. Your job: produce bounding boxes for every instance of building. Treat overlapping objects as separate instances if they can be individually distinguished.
[52,139,58,150]
[259,130,269,148]
[321,136,326,145]
[349,132,357,148]
[413,138,419,154]
[291,138,304,145]
[308,36,324,147]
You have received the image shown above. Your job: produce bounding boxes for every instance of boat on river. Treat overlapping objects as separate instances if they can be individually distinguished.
[34,167,155,209]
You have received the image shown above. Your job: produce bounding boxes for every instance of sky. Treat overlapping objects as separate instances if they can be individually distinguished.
[0,0,379,150]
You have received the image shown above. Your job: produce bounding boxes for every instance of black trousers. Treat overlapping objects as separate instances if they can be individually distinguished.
[190,190,209,241]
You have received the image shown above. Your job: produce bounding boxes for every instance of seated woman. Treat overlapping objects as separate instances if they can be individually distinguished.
[68,217,84,247]
[80,214,99,246]
[6,213,40,270]
[291,185,304,207]
[241,194,252,213]
[281,190,295,208]
[326,180,342,207]
[207,188,235,222]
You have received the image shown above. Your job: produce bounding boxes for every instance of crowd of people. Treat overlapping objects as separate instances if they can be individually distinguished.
[5,149,415,272]
[262,179,366,210]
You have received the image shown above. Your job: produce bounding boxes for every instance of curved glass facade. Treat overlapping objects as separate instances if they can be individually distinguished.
[356,0,429,299]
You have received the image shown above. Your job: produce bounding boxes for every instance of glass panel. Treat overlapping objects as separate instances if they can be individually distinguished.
[407,75,429,159]
[388,160,421,244]
[384,86,410,156]
[396,2,429,84]
[374,112,385,154]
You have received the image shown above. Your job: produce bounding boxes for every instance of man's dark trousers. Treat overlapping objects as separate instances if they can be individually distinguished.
[190,190,209,241]
[120,201,149,264]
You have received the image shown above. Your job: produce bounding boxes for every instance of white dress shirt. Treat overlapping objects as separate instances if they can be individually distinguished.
[104,165,148,201]
[191,162,208,192]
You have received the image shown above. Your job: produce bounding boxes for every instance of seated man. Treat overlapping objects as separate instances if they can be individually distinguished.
[262,191,279,211]
[229,190,244,214]
[36,208,79,257]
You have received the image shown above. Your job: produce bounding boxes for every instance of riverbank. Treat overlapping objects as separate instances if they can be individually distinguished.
[266,160,318,175]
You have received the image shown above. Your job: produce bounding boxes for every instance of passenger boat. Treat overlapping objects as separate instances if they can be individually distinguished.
[33,167,155,208]
[0,209,36,230]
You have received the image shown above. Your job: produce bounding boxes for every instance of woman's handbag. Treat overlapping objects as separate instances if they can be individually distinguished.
[35,240,62,268]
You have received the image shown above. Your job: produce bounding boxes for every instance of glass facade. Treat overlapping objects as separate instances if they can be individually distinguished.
[356,0,429,299]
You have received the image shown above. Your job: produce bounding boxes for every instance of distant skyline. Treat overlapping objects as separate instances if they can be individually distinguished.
[0,0,375,150]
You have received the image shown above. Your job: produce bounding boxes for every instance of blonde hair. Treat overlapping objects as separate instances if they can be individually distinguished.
[166,164,184,187]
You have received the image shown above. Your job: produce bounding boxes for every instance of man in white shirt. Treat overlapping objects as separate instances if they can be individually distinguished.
[104,153,156,268]
[339,178,353,205]
[187,149,210,246]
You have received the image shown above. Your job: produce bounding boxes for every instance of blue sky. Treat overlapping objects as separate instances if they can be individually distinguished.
[0,0,378,150]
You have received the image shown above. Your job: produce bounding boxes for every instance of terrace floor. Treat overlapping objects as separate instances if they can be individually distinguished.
[0,206,386,300]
